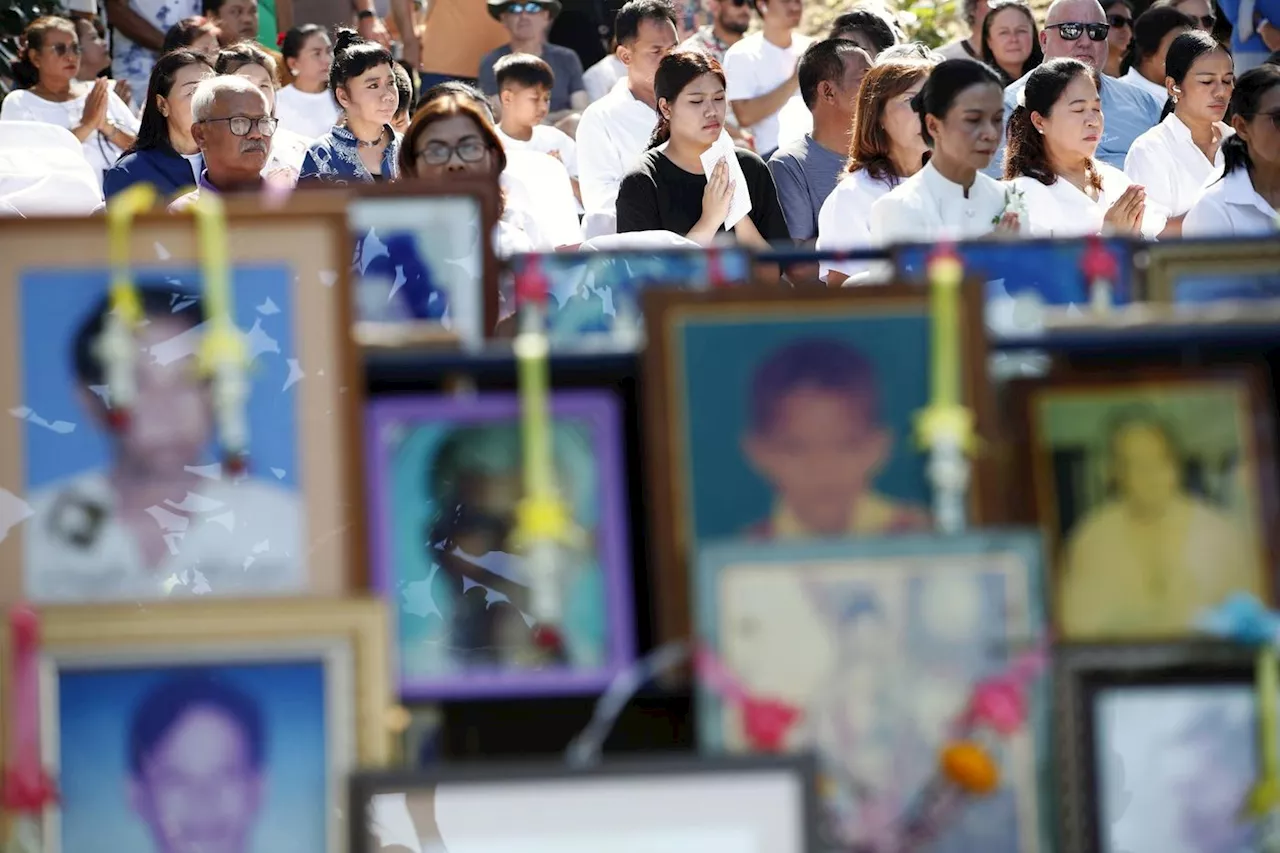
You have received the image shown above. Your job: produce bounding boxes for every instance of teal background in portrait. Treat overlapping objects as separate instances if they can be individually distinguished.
[58,661,327,853]
[678,309,932,541]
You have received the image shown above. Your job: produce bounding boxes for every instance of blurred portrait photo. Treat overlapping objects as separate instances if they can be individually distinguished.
[1026,375,1273,638]
[18,272,305,602]
[56,663,329,853]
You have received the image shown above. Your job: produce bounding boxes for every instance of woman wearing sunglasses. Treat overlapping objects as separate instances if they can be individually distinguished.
[1184,63,1280,235]
[1123,6,1196,104]
[1101,0,1135,76]
[0,16,139,187]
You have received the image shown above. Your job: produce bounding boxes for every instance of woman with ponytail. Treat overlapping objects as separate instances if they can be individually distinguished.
[614,49,788,247]
[1124,31,1233,233]
[1005,58,1166,237]
[1184,64,1280,235]
[870,57,1015,246]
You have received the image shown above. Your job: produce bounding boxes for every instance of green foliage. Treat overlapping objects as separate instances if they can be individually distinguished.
[895,0,964,47]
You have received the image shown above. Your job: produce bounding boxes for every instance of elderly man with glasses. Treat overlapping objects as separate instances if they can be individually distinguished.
[987,0,1160,175]
[169,74,280,211]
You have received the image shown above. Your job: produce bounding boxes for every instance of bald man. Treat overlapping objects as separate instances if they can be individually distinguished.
[170,75,278,210]
[986,0,1160,176]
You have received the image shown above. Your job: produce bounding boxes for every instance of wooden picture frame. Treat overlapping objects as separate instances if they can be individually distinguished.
[1009,365,1280,641]
[1054,641,1258,853]
[0,201,366,604]
[0,597,393,853]
[349,179,501,349]
[1139,237,1280,305]
[641,284,997,643]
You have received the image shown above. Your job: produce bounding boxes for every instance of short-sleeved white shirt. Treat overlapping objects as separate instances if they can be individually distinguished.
[815,167,898,282]
[497,124,578,178]
[275,85,341,141]
[723,30,814,154]
[0,87,140,187]
[1124,113,1230,217]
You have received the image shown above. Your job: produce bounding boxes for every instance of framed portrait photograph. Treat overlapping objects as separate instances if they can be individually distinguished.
[0,597,391,853]
[1140,238,1280,306]
[0,202,365,606]
[349,754,820,853]
[694,532,1049,853]
[504,248,751,351]
[1055,641,1263,853]
[364,391,635,700]
[1012,366,1280,640]
[642,285,997,643]
[350,180,500,349]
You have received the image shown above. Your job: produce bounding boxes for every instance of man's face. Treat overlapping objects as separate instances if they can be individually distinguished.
[192,89,272,182]
[1042,0,1109,70]
[1112,423,1179,516]
[130,706,262,853]
[213,0,258,44]
[711,0,751,35]
[107,318,214,477]
[744,388,889,534]
[503,83,551,126]
[620,18,679,87]
[499,2,551,41]
[832,50,870,121]
[760,0,803,30]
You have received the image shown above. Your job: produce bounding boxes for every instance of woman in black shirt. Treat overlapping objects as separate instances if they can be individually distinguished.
[615,50,790,247]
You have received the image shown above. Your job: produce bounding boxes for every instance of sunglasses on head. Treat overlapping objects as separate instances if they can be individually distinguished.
[502,2,547,12]
[1107,13,1132,28]
[1047,21,1111,41]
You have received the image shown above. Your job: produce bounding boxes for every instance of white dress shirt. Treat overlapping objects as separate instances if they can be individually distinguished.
[816,167,899,281]
[1122,66,1170,109]
[1183,168,1280,237]
[870,160,1011,246]
[1124,113,1231,217]
[583,54,626,103]
[275,85,341,141]
[723,30,815,154]
[575,77,657,223]
[1011,160,1168,238]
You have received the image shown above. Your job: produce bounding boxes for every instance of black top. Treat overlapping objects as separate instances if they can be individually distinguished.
[615,147,791,243]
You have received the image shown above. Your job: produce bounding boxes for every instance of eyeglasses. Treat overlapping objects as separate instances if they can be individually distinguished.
[1046,21,1111,41]
[502,2,548,13]
[1107,14,1132,28]
[198,115,278,137]
[44,42,81,57]
[415,138,491,165]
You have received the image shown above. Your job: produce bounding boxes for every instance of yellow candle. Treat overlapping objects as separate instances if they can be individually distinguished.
[514,322,552,502]
[929,253,964,409]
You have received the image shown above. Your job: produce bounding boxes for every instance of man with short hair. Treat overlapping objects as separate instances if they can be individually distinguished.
[769,39,870,242]
[680,0,750,62]
[723,0,813,158]
[575,0,679,231]
[988,0,1160,175]
[478,0,589,127]
[937,0,991,59]
[171,75,277,209]
[204,0,258,44]
[828,6,897,60]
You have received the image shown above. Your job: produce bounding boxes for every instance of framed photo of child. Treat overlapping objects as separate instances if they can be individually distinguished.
[0,201,365,606]
[1011,366,1279,640]
[642,285,998,642]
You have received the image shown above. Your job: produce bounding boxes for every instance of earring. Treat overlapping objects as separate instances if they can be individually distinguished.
[292,68,299,75]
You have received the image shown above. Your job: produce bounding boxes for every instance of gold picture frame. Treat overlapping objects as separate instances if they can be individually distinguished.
[1140,237,1280,305]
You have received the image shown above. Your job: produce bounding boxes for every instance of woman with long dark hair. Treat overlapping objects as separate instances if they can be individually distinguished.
[614,49,788,247]
[1184,64,1280,235]
[1005,58,1167,236]
[870,57,1017,245]
[103,50,214,199]
[816,58,933,284]
[275,24,338,140]
[979,0,1043,85]
[1125,31,1233,232]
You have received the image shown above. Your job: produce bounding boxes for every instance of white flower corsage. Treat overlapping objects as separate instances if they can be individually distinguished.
[991,185,1027,227]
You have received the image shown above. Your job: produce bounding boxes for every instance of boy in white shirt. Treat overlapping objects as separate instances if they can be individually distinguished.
[494,52,582,206]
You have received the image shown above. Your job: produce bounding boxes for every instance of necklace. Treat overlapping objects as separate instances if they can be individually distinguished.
[352,126,386,148]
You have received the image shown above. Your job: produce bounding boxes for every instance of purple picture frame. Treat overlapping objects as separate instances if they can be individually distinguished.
[364,391,635,700]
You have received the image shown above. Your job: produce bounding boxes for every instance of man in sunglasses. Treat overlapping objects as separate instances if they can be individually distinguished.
[170,74,280,210]
[987,0,1160,175]
[478,0,589,130]
[680,0,751,63]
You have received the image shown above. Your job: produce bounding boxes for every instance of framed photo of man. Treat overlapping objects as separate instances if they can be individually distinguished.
[0,201,365,605]
[0,598,391,853]
[1012,366,1279,639]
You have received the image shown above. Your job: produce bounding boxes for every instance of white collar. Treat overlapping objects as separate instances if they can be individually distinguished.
[920,160,987,200]
[1221,168,1278,218]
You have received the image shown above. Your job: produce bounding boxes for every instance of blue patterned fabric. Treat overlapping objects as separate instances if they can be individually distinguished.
[298,125,400,185]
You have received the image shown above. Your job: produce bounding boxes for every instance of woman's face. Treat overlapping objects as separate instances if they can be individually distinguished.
[289,32,332,88]
[1037,72,1104,165]
[337,62,398,127]
[1176,49,1233,124]
[74,19,109,76]
[1235,84,1280,168]
[161,62,215,139]
[664,71,726,147]
[881,78,926,157]
[1112,423,1179,514]
[1104,3,1133,65]
[410,114,496,179]
[929,81,1005,170]
[233,62,276,112]
[191,29,220,59]
[30,26,80,86]
[987,7,1033,73]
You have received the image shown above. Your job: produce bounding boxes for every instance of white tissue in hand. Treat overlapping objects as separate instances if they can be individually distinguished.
[698,133,752,230]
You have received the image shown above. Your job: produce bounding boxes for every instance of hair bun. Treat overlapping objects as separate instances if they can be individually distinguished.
[332,27,364,54]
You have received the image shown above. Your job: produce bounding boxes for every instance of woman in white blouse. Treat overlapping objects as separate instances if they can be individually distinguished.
[816,58,933,285]
[1184,64,1280,236]
[1005,58,1167,238]
[276,24,341,141]
[870,58,1019,248]
[1125,31,1234,234]
[0,16,139,187]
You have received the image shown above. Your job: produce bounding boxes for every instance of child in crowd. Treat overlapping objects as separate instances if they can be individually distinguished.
[742,338,931,538]
[494,53,581,206]
[392,61,415,134]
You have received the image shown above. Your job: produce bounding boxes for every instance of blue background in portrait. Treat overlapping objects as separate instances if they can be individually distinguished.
[679,311,931,541]
[1174,271,1280,303]
[19,266,299,491]
[58,660,328,853]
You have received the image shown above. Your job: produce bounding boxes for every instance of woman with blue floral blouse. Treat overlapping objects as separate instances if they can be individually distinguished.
[298,28,400,184]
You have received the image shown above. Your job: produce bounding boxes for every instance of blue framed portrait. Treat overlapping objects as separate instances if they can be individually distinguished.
[694,532,1051,853]
[642,286,996,642]
[1141,238,1280,306]
[0,210,364,606]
